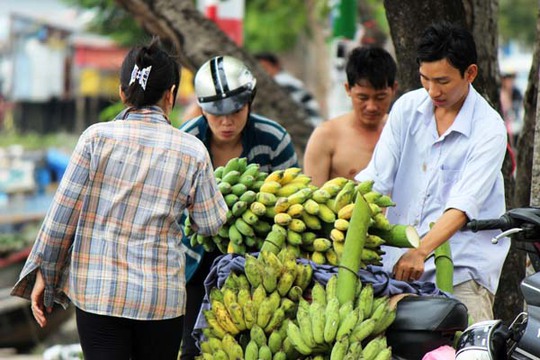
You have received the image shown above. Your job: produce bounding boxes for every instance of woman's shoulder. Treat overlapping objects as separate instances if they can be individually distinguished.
[248,113,293,141]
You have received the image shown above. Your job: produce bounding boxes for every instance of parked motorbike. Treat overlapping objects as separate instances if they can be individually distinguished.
[455,206,540,359]
[385,207,540,360]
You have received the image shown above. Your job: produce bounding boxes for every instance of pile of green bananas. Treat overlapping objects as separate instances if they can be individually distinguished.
[186,157,415,266]
[286,275,394,360]
[198,253,395,360]
[199,249,314,360]
[185,157,269,253]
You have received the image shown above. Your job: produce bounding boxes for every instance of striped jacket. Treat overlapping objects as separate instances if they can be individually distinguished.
[180,113,298,172]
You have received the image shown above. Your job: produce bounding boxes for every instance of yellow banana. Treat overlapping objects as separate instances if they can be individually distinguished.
[280,167,302,185]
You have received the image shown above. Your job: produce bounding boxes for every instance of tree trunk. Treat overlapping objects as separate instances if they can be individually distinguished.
[113,0,314,160]
[384,0,521,324]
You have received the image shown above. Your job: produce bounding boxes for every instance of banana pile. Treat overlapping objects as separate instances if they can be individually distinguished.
[286,275,394,360]
[186,157,404,266]
[259,172,395,267]
[197,254,395,360]
[185,157,269,254]
[199,249,313,360]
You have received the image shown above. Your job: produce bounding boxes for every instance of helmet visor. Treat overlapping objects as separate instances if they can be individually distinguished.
[198,88,253,116]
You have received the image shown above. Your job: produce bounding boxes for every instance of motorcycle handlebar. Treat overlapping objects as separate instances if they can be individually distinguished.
[466,218,511,232]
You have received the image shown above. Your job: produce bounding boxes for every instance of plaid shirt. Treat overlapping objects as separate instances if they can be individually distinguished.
[11,106,227,320]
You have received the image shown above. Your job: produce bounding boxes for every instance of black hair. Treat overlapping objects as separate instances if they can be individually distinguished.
[120,37,180,108]
[416,21,477,77]
[253,52,281,68]
[346,46,397,90]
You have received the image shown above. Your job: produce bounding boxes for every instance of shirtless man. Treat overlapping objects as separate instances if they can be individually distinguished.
[303,46,397,186]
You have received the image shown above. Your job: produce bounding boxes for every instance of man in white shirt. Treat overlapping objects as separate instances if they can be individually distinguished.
[355,22,509,322]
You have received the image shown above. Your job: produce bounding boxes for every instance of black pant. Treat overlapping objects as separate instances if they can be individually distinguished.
[76,307,183,360]
[180,250,220,360]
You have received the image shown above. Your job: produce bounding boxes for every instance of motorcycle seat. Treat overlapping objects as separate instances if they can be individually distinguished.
[386,295,468,359]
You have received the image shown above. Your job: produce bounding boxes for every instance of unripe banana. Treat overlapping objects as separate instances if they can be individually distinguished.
[288,218,307,233]
[287,203,304,218]
[260,181,282,194]
[244,340,259,360]
[303,198,320,215]
[324,297,340,343]
[330,336,349,360]
[337,203,355,220]
[296,300,316,348]
[256,192,277,207]
[286,321,312,355]
[330,228,345,243]
[280,167,302,185]
[276,182,304,197]
[326,248,339,265]
[333,181,356,212]
[221,170,241,185]
[288,188,313,205]
[250,324,267,347]
[244,254,264,288]
[286,229,303,246]
[336,307,359,340]
[318,203,336,223]
[301,212,322,230]
[234,218,255,237]
[313,238,332,252]
[250,201,267,216]
[334,218,350,231]
[274,212,292,226]
[311,251,326,265]
[265,169,285,183]
[241,209,259,225]
[312,188,332,203]
[350,318,376,342]
[309,302,326,344]
[356,179,374,195]
[242,299,257,329]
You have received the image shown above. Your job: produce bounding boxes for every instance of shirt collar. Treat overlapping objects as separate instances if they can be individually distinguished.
[418,84,476,138]
[114,105,171,125]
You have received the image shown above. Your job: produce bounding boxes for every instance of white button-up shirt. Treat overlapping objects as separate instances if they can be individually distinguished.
[356,85,509,294]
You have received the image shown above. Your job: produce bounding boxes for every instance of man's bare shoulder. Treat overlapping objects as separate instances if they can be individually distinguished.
[314,112,351,135]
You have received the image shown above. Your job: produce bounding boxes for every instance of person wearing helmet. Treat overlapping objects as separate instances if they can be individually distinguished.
[179,55,298,359]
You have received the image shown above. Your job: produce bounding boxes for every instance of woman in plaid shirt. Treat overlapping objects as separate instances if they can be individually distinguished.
[11,38,228,360]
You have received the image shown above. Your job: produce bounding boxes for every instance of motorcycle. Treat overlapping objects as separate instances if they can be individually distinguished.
[455,207,540,359]
[386,207,540,360]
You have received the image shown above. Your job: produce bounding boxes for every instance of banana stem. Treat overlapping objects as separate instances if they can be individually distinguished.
[336,193,371,305]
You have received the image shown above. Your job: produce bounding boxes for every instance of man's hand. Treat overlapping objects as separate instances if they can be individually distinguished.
[392,248,428,282]
[30,270,52,328]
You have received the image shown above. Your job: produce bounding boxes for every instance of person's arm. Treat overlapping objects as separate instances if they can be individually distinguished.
[188,152,228,236]
[303,125,333,187]
[393,208,467,281]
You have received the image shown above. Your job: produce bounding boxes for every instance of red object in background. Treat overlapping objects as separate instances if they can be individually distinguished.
[203,0,244,46]
[73,42,128,71]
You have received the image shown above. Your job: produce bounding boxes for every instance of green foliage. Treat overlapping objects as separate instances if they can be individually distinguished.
[0,132,79,151]
[99,101,183,128]
[244,0,308,52]
[499,0,537,47]
[63,0,148,46]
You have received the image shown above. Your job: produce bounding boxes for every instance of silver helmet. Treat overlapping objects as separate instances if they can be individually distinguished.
[195,56,257,116]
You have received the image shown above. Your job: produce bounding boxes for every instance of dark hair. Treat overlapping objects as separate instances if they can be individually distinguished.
[346,46,397,90]
[253,52,281,68]
[416,21,477,77]
[120,37,180,108]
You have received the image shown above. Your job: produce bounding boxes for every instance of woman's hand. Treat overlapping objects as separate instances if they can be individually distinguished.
[30,270,52,328]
